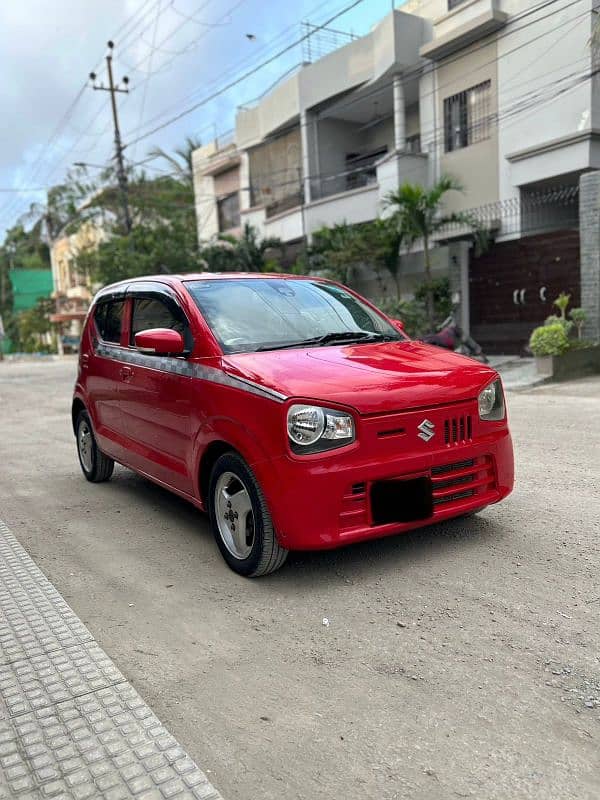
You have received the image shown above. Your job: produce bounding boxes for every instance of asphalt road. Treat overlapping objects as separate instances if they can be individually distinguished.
[1,357,599,800]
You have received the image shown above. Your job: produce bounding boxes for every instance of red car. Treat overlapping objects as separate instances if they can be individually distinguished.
[72,274,514,577]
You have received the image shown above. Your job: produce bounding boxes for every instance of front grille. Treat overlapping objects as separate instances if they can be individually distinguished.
[339,456,498,532]
[444,415,472,445]
[431,456,495,507]
[431,458,475,475]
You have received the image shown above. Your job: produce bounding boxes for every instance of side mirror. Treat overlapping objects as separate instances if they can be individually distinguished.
[135,328,185,356]
[391,319,405,333]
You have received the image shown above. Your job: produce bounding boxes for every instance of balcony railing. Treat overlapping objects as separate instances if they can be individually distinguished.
[437,185,579,238]
[311,149,386,201]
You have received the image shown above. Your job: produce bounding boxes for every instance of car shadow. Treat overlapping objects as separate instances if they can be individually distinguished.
[266,512,506,588]
[83,465,507,586]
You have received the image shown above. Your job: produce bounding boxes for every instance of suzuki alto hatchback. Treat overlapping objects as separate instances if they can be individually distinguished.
[72,274,514,577]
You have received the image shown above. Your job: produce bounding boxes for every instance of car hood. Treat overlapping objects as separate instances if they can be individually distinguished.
[222,341,497,415]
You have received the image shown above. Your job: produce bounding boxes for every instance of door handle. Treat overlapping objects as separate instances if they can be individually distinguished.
[119,366,133,381]
[81,353,89,369]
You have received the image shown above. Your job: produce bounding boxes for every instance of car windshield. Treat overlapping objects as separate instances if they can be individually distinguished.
[185,278,405,354]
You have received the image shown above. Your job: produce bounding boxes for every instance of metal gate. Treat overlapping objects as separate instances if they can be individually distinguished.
[469,229,580,355]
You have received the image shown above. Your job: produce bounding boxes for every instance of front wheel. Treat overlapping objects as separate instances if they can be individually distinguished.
[76,410,114,483]
[208,452,288,577]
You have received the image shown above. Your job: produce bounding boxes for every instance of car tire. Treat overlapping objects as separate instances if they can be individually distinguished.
[208,452,288,577]
[76,410,114,483]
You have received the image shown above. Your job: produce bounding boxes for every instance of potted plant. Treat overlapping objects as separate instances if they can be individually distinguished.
[529,297,600,380]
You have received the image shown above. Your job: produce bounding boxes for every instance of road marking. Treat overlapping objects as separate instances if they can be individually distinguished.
[0,520,223,799]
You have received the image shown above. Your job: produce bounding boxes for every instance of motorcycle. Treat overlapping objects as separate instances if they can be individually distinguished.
[420,312,489,364]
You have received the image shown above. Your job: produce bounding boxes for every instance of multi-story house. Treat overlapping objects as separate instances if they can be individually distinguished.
[49,221,105,353]
[193,0,600,352]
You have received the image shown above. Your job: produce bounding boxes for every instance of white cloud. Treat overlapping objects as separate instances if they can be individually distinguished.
[0,0,396,235]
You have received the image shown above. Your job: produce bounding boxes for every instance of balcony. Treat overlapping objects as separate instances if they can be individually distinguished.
[420,0,508,61]
[304,183,380,236]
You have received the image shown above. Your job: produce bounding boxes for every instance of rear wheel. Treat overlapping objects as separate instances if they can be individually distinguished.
[76,410,114,483]
[208,452,288,577]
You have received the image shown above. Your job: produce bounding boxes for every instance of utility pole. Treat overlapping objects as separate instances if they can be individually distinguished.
[89,42,132,234]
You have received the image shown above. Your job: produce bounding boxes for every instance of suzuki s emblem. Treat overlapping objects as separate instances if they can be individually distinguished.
[417,419,435,442]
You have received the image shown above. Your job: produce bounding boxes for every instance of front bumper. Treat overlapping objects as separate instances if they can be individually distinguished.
[254,403,514,551]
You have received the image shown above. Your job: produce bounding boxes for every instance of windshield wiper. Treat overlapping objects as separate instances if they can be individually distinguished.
[256,331,394,352]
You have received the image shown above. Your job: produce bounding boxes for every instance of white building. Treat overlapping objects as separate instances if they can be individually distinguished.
[193,0,600,351]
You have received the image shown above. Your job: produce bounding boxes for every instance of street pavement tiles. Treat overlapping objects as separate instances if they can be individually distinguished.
[0,520,223,800]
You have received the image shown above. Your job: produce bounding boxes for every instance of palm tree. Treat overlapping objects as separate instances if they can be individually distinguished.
[148,136,203,187]
[235,223,281,272]
[385,176,478,327]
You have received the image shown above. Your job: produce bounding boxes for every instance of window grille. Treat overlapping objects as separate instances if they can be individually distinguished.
[444,80,491,152]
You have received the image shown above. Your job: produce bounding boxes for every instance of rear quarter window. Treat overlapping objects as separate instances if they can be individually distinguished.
[94,300,124,344]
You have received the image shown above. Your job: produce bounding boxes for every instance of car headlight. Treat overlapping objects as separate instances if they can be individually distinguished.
[478,378,505,421]
[287,404,355,454]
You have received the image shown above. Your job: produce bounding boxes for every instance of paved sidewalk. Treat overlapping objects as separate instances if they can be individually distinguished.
[0,521,223,800]
[487,356,543,390]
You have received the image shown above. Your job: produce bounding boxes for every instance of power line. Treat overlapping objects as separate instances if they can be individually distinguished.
[122,0,584,170]
[194,0,590,169]
[89,43,133,234]
[0,1,166,233]
[58,18,598,220]
[123,0,363,141]
[124,0,370,148]
[1,0,588,235]
[130,0,164,163]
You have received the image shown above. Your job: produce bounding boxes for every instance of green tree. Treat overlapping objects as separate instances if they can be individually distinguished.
[385,176,479,326]
[307,219,402,292]
[14,297,55,353]
[78,217,203,286]
[2,224,50,270]
[148,136,202,187]
[198,225,282,273]
[234,223,281,272]
[19,166,102,246]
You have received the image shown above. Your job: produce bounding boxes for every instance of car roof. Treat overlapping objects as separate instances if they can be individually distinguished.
[95,272,325,296]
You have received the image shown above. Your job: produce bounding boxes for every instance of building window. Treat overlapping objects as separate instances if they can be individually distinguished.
[444,80,491,152]
[448,0,468,10]
[217,192,240,232]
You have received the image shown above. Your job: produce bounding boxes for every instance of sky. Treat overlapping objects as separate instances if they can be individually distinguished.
[0,0,402,240]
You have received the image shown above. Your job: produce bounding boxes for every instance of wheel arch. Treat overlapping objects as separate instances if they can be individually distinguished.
[71,396,86,435]
[194,413,280,506]
[198,440,239,506]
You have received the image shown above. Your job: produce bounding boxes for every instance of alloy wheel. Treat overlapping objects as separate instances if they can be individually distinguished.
[214,471,255,559]
[78,420,94,473]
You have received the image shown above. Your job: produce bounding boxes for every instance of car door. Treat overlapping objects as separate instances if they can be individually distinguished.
[86,295,127,460]
[118,285,194,494]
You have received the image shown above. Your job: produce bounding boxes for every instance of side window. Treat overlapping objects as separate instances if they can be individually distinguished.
[130,297,185,345]
[95,300,124,344]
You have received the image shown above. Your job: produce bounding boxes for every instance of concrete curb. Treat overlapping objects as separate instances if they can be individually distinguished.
[0,520,224,800]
